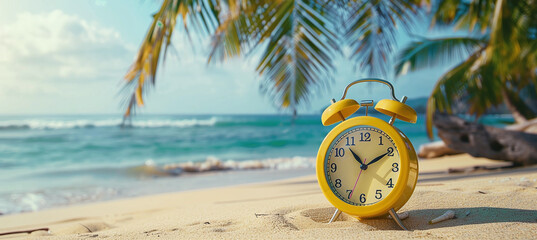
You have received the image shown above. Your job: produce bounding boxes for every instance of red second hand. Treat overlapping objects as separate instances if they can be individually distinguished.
[349,158,367,199]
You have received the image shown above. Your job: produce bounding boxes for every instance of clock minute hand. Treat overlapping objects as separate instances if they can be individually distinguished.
[348,148,364,165]
[366,151,389,166]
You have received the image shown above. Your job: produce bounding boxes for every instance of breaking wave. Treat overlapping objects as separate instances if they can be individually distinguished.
[0,117,218,130]
[127,156,315,177]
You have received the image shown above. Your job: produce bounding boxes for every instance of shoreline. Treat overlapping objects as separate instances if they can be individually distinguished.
[1,165,317,216]
[1,154,536,239]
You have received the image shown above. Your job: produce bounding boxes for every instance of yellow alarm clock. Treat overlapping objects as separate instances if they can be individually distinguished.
[316,78,418,230]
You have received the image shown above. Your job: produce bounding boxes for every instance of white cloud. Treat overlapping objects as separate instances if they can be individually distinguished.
[0,10,134,86]
[0,9,275,114]
[0,9,140,114]
[0,10,138,114]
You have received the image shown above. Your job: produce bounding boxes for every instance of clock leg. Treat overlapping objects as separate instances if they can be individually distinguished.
[328,208,342,224]
[388,208,409,231]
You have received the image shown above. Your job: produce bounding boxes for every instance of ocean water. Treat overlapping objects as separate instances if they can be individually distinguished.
[0,113,510,214]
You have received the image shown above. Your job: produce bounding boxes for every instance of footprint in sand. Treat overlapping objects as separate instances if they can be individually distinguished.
[300,207,352,223]
[142,229,164,237]
[186,220,236,233]
[53,221,112,235]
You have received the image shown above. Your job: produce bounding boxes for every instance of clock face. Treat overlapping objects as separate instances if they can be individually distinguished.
[325,126,400,206]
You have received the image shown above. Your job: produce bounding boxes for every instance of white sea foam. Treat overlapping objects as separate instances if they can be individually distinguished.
[2,187,118,214]
[0,117,218,130]
[162,156,315,173]
[19,193,45,212]
[130,117,217,128]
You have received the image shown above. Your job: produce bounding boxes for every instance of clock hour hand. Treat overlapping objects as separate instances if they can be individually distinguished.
[366,151,389,166]
[348,148,364,165]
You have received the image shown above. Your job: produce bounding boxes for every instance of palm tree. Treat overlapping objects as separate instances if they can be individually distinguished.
[395,0,537,138]
[122,0,425,120]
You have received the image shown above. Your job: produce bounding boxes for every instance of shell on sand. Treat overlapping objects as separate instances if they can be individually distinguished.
[387,211,409,220]
[428,210,455,224]
[397,212,409,220]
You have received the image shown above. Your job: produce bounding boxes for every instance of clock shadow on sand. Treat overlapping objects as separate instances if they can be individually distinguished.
[359,207,537,230]
[300,207,537,231]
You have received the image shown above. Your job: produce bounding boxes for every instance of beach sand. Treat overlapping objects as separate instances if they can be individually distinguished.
[1,154,536,239]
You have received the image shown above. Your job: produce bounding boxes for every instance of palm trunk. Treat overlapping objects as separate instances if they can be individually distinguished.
[501,87,528,124]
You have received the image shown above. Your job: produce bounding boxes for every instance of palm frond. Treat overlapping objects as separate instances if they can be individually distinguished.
[430,0,463,26]
[432,0,496,32]
[345,0,422,77]
[487,0,535,68]
[253,0,339,113]
[424,49,485,138]
[395,0,537,137]
[207,1,268,63]
[424,47,516,138]
[395,36,486,76]
[122,0,221,119]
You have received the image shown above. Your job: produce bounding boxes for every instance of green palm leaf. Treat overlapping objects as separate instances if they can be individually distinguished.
[345,0,422,77]
[424,49,486,138]
[401,0,537,138]
[207,1,266,63]
[122,0,220,119]
[207,0,340,114]
[254,0,340,113]
[395,36,486,76]
[432,0,495,32]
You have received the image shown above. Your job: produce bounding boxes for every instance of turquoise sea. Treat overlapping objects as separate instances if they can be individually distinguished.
[0,114,511,214]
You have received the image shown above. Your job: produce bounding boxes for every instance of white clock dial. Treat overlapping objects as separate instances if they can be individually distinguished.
[325,126,400,206]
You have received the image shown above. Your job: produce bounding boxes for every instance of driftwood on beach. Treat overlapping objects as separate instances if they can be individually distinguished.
[433,113,537,166]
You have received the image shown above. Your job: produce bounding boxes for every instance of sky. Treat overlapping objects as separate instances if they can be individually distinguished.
[0,0,457,116]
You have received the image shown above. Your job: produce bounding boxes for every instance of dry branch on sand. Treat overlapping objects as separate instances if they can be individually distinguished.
[432,113,537,166]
